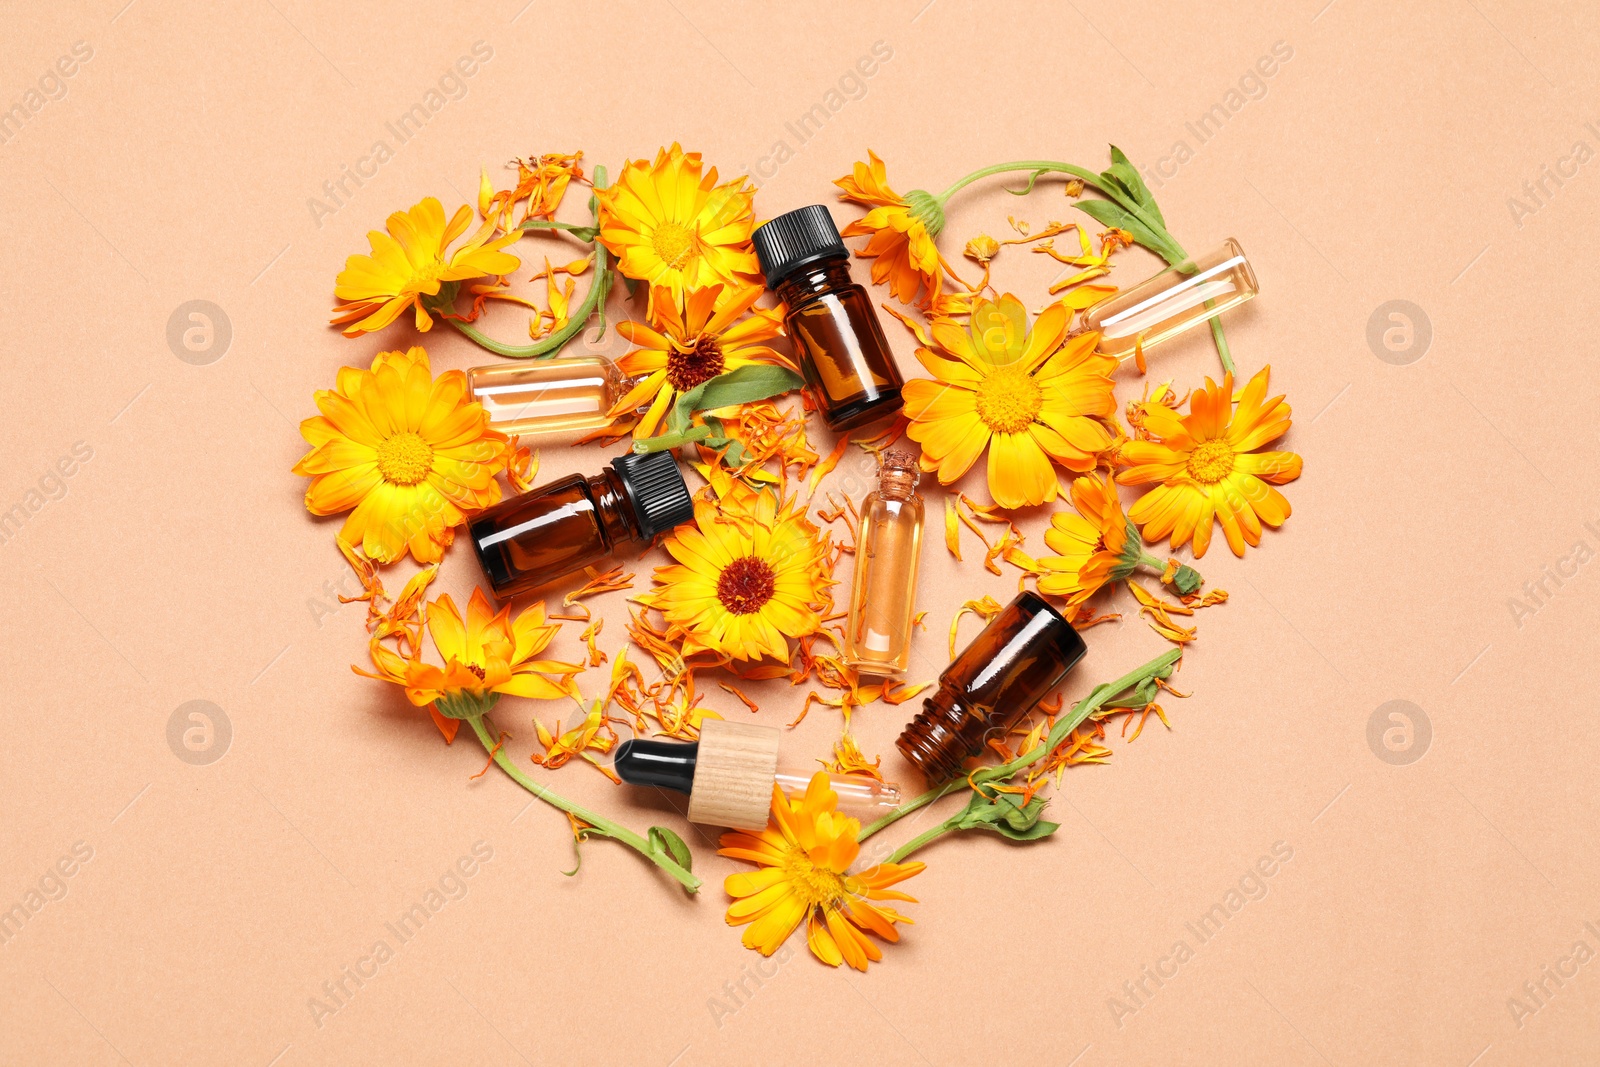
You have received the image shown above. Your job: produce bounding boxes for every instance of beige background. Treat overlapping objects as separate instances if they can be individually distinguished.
[3,0,1596,1063]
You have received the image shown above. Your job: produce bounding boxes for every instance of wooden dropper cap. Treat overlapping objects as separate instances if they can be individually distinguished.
[685,719,782,830]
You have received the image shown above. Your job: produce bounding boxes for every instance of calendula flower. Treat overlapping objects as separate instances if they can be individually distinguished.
[330,197,522,336]
[903,294,1118,509]
[294,346,510,564]
[1038,474,1205,602]
[608,283,789,439]
[834,150,946,306]
[964,234,1000,264]
[1117,365,1302,558]
[1037,474,1143,605]
[595,144,759,306]
[719,773,923,970]
[638,484,830,663]
[359,588,584,737]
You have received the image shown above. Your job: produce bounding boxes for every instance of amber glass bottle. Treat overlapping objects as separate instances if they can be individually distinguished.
[468,451,693,600]
[896,591,1086,781]
[752,205,904,431]
[845,450,924,676]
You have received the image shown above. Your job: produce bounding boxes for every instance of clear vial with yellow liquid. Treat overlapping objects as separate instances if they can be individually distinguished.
[465,356,631,445]
[845,450,924,676]
[1080,239,1258,361]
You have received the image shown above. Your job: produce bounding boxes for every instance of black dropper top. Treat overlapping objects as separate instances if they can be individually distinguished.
[751,205,849,289]
[613,737,699,796]
[609,451,694,540]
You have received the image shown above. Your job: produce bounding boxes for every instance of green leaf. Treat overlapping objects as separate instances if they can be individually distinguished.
[1108,145,1165,228]
[635,364,805,453]
[1072,199,1182,265]
[648,826,693,873]
[989,819,1061,842]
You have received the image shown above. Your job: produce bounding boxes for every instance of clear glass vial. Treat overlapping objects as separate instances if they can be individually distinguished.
[468,450,693,600]
[896,591,1087,781]
[752,205,905,432]
[613,720,901,829]
[845,450,924,676]
[465,355,631,445]
[1080,239,1258,361]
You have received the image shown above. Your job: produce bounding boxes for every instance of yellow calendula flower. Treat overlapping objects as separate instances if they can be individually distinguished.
[294,346,509,564]
[358,588,584,738]
[330,197,522,336]
[608,283,790,439]
[1117,365,1303,558]
[1037,474,1144,606]
[594,144,759,306]
[834,150,944,306]
[719,773,923,971]
[904,294,1118,509]
[638,484,830,663]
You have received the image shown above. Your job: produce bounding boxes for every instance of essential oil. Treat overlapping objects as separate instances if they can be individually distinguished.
[465,355,632,445]
[1080,239,1258,361]
[845,450,924,676]
[752,205,904,431]
[613,719,900,829]
[468,450,693,600]
[895,591,1087,781]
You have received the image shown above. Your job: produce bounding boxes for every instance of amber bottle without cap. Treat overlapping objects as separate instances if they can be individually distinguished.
[468,450,694,601]
[613,719,900,830]
[752,205,905,432]
[844,450,924,676]
[896,591,1087,782]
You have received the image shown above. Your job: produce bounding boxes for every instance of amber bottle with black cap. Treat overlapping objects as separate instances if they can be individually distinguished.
[896,591,1087,781]
[468,450,693,600]
[752,205,905,431]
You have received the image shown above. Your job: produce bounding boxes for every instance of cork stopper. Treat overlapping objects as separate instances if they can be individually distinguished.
[878,448,919,501]
[685,719,782,829]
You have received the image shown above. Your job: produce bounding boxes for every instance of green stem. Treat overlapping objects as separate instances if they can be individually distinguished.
[1207,316,1237,375]
[858,649,1183,849]
[445,165,613,360]
[466,714,701,892]
[886,821,956,865]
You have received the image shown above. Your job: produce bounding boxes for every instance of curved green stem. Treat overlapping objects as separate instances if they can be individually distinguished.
[466,714,701,892]
[858,649,1184,853]
[445,165,613,360]
[936,160,1106,205]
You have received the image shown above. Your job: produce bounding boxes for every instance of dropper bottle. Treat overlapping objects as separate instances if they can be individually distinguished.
[613,720,900,830]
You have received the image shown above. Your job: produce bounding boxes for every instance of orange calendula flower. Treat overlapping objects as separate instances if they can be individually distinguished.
[330,197,522,336]
[594,144,759,307]
[358,588,584,738]
[1037,474,1145,606]
[608,283,789,439]
[638,484,830,663]
[1117,365,1302,558]
[903,294,1118,509]
[294,346,510,564]
[834,150,945,306]
[719,773,923,971]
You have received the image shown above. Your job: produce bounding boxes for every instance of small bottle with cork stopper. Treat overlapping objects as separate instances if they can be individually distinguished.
[613,719,901,830]
[895,591,1087,781]
[844,449,925,676]
[751,205,905,432]
[467,450,694,600]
